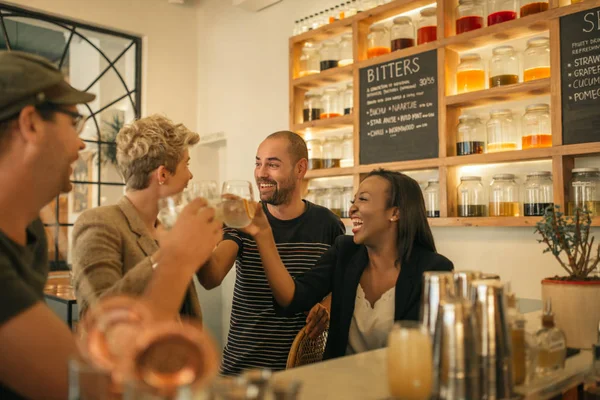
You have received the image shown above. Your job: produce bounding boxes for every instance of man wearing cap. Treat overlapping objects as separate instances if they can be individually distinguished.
[0,51,223,400]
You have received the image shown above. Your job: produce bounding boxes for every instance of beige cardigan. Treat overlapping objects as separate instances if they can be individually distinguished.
[71,196,202,322]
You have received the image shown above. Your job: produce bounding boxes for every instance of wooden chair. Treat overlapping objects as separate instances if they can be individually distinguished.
[286,326,328,369]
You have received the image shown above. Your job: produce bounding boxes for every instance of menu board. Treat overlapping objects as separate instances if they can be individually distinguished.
[359,49,438,165]
[560,7,600,145]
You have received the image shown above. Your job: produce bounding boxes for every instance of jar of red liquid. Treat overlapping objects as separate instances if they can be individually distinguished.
[523,37,550,81]
[391,16,415,51]
[521,103,551,149]
[489,45,519,87]
[456,53,486,93]
[456,0,485,35]
[520,0,548,17]
[367,25,391,59]
[321,87,343,119]
[417,7,437,45]
[488,0,517,26]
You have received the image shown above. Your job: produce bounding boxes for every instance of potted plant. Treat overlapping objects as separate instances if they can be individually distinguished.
[535,205,600,349]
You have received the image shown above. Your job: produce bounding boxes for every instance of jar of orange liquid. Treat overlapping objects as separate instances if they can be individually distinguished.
[522,103,551,149]
[367,25,391,59]
[456,53,485,94]
[486,109,520,152]
[523,37,550,81]
[321,87,343,119]
[417,7,437,45]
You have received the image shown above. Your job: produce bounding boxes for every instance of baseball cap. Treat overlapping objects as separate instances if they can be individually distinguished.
[0,50,96,121]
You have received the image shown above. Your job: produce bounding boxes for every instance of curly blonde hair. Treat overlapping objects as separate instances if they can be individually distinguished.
[116,114,199,190]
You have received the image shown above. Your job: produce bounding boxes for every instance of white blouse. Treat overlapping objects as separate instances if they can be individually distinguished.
[346,283,396,355]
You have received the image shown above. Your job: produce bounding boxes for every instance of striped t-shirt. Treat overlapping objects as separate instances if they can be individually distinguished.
[220,201,345,376]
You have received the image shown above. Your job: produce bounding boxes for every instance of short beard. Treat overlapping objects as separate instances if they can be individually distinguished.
[263,185,293,205]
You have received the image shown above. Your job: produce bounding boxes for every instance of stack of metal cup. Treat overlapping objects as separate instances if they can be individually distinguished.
[421,272,455,337]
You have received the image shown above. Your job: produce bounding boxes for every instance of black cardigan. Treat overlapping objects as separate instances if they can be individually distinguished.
[274,235,454,360]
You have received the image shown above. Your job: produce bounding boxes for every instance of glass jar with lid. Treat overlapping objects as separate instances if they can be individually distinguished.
[339,33,354,67]
[323,187,343,217]
[341,133,354,167]
[522,103,551,150]
[417,7,437,45]
[520,0,548,17]
[323,136,343,168]
[305,185,318,204]
[489,45,519,87]
[319,40,340,71]
[367,25,391,59]
[321,88,343,119]
[391,16,415,51]
[487,109,519,152]
[424,179,440,218]
[306,138,323,170]
[569,168,600,216]
[489,174,520,217]
[488,0,517,26]
[457,53,486,94]
[457,114,486,155]
[523,37,550,82]
[524,171,553,216]
[343,83,353,115]
[457,176,487,217]
[299,42,320,78]
[314,188,328,207]
[303,93,322,123]
[456,0,485,35]
[341,185,354,218]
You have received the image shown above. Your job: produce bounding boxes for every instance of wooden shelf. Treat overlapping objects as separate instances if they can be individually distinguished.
[446,78,551,108]
[444,147,554,166]
[356,158,441,173]
[429,216,600,227]
[293,64,354,89]
[293,115,354,133]
[290,18,352,45]
[305,166,358,179]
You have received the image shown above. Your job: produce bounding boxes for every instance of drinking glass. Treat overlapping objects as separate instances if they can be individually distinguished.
[157,191,195,230]
[188,180,219,206]
[387,321,433,400]
[68,358,118,400]
[220,180,255,229]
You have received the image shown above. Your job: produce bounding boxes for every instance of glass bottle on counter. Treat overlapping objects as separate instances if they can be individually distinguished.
[522,103,551,149]
[319,40,340,71]
[569,168,600,216]
[520,0,548,17]
[339,33,354,67]
[391,16,415,51]
[456,0,485,34]
[487,109,519,152]
[507,292,527,385]
[299,42,320,78]
[535,299,567,376]
[456,53,486,94]
[524,171,553,216]
[424,179,440,218]
[489,173,520,217]
[367,25,391,59]
[343,83,353,115]
[341,133,354,167]
[321,87,343,119]
[489,45,519,87]
[488,0,517,26]
[306,138,323,170]
[323,187,343,217]
[303,93,322,122]
[457,176,487,217]
[323,136,343,168]
[341,185,354,218]
[457,114,486,155]
[523,37,550,81]
[417,8,437,45]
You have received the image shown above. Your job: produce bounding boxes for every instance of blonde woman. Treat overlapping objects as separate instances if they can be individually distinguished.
[72,114,202,320]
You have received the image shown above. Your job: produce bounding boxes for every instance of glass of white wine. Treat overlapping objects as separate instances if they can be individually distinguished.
[158,191,195,230]
[220,180,255,229]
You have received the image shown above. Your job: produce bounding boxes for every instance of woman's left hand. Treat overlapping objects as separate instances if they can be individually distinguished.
[305,303,330,340]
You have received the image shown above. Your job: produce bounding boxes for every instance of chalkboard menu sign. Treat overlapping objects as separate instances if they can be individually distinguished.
[560,7,600,145]
[359,49,438,165]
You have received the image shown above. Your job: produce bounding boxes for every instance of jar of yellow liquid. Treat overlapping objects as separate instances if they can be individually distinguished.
[456,53,486,94]
[522,103,551,149]
[486,109,520,152]
[489,173,520,217]
[569,168,600,216]
[523,37,550,82]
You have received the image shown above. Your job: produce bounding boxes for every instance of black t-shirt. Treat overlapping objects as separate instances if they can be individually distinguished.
[220,201,345,376]
[0,219,48,399]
